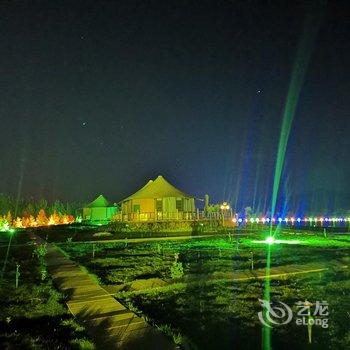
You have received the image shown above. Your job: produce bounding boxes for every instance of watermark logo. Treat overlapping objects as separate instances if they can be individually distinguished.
[258,299,293,327]
[295,300,329,329]
[258,299,329,329]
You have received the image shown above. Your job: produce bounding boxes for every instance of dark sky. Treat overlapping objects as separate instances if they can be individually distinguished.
[1,1,349,214]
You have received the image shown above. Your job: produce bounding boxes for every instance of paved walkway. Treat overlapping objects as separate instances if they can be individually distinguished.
[185,262,330,283]
[42,242,175,350]
[55,234,219,245]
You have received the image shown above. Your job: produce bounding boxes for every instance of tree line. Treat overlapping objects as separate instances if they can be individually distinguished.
[0,194,82,229]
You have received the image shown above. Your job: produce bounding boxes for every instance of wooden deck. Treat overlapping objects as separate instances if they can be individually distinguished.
[43,242,175,349]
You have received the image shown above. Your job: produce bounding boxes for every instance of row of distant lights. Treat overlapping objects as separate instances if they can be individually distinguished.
[232,217,350,224]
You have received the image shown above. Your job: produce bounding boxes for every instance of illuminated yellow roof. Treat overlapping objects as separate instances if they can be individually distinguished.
[122,176,192,200]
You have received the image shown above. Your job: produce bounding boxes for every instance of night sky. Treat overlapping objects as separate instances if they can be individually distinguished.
[1,1,349,214]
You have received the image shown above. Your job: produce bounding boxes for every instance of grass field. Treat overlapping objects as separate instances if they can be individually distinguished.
[58,231,350,349]
[0,233,95,349]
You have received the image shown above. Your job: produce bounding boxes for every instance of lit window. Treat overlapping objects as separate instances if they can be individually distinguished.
[156,199,162,212]
[176,198,183,211]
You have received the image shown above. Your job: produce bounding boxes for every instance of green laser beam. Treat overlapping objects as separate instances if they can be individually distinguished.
[264,5,324,349]
[269,7,324,237]
[262,245,272,350]
[1,235,13,280]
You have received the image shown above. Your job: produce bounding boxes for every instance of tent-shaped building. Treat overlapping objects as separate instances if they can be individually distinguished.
[120,175,195,221]
[82,194,118,223]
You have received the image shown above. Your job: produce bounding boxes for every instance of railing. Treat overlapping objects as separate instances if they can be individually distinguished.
[112,210,233,222]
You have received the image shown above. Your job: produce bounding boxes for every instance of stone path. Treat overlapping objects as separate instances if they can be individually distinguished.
[42,242,175,350]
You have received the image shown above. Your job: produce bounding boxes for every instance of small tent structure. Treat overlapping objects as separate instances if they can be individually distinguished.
[120,175,195,221]
[82,194,118,223]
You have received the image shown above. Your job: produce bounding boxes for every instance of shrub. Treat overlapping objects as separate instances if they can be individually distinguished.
[60,318,85,332]
[33,243,47,261]
[33,244,48,280]
[70,338,96,350]
[109,220,194,233]
[156,324,184,346]
[170,253,184,279]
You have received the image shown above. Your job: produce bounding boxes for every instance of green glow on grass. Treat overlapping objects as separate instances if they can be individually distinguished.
[251,238,300,245]
[265,236,275,245]
[0,220,10,232]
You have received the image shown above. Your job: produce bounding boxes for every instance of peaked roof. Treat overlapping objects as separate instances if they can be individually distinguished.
[123,176,192,201]
[86,194,113,208]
